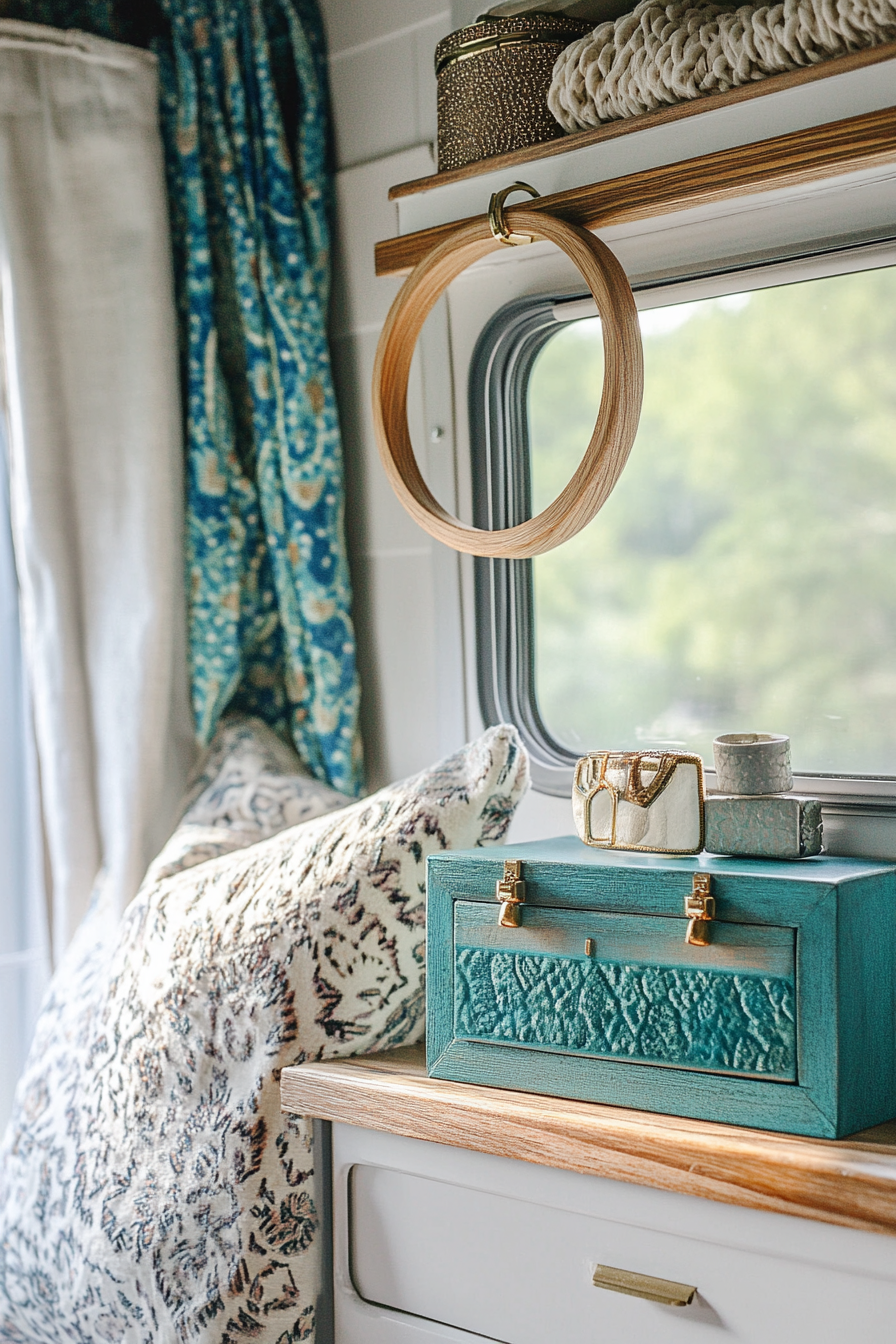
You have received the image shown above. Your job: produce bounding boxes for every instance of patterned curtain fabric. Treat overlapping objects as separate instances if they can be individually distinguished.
[2,0,363,796]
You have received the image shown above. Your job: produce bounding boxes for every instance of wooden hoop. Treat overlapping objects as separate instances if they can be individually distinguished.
[372,208,644,559]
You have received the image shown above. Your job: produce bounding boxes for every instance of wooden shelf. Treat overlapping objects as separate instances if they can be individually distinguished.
[388,42,896,202]
[375,103,896,277]
[281,1044,896,1238]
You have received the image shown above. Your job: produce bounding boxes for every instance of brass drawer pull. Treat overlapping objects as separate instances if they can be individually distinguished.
[592,1264,697,1307]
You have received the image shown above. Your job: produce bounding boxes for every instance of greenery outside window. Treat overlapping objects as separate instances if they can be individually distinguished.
[472,243,896,804]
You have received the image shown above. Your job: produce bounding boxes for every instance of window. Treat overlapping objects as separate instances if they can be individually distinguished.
[472,242,896,809]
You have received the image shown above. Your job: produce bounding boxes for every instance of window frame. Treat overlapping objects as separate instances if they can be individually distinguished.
[470,240,896,824]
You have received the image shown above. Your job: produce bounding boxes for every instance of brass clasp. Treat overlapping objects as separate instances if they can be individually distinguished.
[685,873,715,946]
[496,859,525,927]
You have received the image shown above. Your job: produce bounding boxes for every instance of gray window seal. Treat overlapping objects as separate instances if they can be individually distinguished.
[470,294,576,797]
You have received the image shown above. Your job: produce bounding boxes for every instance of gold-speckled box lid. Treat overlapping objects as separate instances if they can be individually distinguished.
[435,13,591,76]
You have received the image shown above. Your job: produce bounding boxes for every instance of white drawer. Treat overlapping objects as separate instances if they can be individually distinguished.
[337,1130,896,1344]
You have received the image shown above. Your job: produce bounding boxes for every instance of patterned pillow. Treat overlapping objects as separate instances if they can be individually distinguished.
[145,714,352,883]
[0,725,528,1344]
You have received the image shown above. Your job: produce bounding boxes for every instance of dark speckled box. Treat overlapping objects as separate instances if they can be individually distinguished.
[426,838,896,1138]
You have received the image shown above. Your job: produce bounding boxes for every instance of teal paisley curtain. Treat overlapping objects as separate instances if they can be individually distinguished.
[5,0,363,795]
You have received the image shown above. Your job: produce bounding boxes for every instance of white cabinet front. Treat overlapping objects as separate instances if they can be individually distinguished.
[334,1127,896,1344]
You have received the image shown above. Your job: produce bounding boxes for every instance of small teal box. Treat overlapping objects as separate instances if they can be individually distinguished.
[426,838,896,1138]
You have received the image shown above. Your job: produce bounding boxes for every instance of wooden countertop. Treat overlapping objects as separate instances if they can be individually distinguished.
[281,1044,896,1238]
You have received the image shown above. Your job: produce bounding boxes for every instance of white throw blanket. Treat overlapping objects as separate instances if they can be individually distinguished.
[0,724,530,1344]
[549,0,896,129]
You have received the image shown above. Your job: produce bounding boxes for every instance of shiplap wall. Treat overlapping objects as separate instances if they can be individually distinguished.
[324,0,450,170]
[320,0,467,789]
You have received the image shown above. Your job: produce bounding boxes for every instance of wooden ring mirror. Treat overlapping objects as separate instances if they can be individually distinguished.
[372,208,644,558]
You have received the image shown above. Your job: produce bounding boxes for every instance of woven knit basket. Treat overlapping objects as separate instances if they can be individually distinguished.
[435,14,591,172]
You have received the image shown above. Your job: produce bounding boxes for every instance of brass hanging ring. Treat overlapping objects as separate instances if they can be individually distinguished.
[488,181,540,246]
[372,204,644,559]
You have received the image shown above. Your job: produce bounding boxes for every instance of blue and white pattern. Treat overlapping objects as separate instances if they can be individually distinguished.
[0,726,530,1343]
[144,713,351,883]
[156,0,361,795]
[7,0,362,794]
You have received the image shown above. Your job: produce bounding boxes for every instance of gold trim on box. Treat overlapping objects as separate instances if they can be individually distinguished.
[437,31,551,73]
[573,750,706,855]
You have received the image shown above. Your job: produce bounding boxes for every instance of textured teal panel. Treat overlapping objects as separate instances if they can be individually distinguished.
[455,948,796,1079]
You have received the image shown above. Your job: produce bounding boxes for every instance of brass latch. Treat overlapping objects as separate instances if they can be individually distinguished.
[496,859,525,927]
[685,873,715,946]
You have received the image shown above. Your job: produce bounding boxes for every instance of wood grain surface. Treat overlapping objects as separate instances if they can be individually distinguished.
[388,43,896,201]
[375,105,896,277]
[372,212,642,557]
[280,1045,896,1237]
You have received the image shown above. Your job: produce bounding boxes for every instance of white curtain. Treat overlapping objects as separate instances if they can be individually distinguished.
[0,412,48,1130]
[0,21,195,960]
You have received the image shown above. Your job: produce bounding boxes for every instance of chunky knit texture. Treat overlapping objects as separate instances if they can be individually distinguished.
[549,0,896,128]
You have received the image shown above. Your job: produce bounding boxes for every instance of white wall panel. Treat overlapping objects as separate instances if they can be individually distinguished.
[329,33,419,170]
[326,10,450,170]
[321,0,449,56]
[332,146,433,338]
[450,0,484,29]
[506,787,574,845]
[352,550,442,786]
[334,330,431,558]
[329,129,463,786]
[412,14,445,146]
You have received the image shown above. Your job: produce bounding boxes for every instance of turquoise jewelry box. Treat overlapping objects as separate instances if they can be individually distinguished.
[426,838,896,1138]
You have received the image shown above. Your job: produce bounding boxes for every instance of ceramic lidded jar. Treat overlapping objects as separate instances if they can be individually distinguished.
[713,733,793,795]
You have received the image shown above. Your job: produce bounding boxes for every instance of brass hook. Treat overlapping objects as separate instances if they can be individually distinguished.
[488,181,541,246]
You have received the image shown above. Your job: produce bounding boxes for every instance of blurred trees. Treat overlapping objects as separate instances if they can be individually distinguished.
[529,265,896,773]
